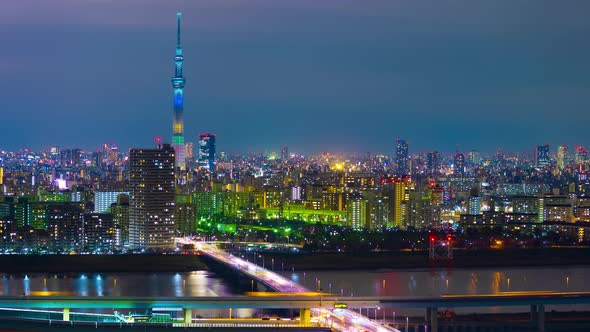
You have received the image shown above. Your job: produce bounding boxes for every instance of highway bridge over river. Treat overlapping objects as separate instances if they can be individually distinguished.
[0,241,588,331]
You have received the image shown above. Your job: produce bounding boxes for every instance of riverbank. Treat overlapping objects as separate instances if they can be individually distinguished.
[266,247,590,271]
[0,254,206,273]
[0,247,589,273]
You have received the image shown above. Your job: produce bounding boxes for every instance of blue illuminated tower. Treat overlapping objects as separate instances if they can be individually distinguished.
[172,12,186,170]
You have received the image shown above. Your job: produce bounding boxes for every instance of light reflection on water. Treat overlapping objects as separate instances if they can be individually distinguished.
[285,266,590,315]
[0,271,255,318]
[1,266,588,317]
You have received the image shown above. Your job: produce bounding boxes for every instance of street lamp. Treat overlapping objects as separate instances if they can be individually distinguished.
[271,258,274,271]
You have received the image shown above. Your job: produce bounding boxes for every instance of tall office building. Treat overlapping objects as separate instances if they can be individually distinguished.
[454,153,466,177]
[557,145,568,171]
[536,144,550,168]
[198,133,216,172]
[171,12,186,170]
[129,144,176,250]
[395,138,409,176]
[426,151,440,175]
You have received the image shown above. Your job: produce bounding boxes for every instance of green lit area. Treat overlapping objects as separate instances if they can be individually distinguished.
[216,223,236,233]
[172,135,184,145]
[39,194,69,203]
[261,207,346,224]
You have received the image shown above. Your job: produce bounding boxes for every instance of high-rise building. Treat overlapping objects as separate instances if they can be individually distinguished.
[83,213,114,253]
[426,151,440,175]
[175,199,196,235]
[496,148,505,167]
[129,144,176,250]
[575,145,588,164]
[536,144,550,168]
[395,139,409,176]
[346,195,369,229]
[102,143,119,166]
[383,180,408,228]
[468,189,481,215]
[111,194,130,248]
[557,145,568,171]
[185,142,194,160]
[47,203,84,253]
[171,12,186,170]
[198,133,216,172]
[467,150,480,167]
[281,146,289,161]
[453,153,466,177]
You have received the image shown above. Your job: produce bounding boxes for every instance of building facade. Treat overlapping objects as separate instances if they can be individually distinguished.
[129,144,176,250]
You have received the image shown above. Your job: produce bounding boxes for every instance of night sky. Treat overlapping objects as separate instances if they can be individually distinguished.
[1,1,589,155]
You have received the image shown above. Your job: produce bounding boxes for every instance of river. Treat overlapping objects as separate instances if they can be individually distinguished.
[1,266,589,317]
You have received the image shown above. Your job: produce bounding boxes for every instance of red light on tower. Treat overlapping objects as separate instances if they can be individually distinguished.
[429,235,437,243]
[155,136,162,143]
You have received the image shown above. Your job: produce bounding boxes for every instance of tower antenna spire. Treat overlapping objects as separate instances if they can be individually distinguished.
[176,12,182,47]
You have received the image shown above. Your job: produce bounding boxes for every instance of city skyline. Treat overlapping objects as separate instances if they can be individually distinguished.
[1,1,590,153]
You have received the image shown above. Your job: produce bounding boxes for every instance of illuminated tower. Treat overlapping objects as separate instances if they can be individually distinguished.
[172,12,186,170]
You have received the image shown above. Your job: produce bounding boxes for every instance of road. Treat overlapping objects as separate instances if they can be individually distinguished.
[189,240,397,332]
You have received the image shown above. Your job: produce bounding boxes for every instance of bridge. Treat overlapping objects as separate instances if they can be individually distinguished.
[2,292,590,331]
[188,241,590,332]
[192,241,396,332]
[0,240,588,331]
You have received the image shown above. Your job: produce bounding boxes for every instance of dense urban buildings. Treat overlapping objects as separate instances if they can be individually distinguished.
[2,139,590,253]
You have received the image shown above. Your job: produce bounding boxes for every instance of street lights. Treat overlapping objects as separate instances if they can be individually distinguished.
[271,258,274,271]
